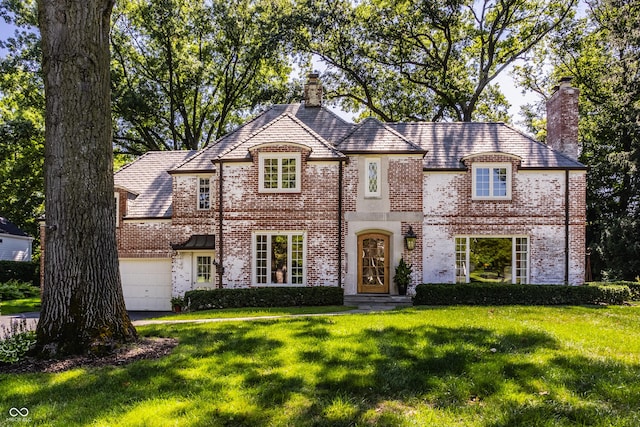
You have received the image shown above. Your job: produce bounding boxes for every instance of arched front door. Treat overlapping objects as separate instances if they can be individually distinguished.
[357,233,390,294]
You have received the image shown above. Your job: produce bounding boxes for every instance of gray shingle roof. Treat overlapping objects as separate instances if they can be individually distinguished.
[114,150,197,218]
[116,106,585,219]
[213,113,345,160]
[338,117,426,153]
[0,217,29,237]
[172,104,353,172]
[389,122,585,170]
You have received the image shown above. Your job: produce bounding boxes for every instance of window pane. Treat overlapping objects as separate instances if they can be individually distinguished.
[476,168,490,196]
[492,168,508,197]
[367,161,378,194]
[455,237,467,283]
[199,178,210,209]
[470,238,511,282]
[271,235,288,283]
[263,158,279,188]
[281,158,297,189]
[515,237,528,284]
[256,235,268,284]
[197,256,211,282]
[291,235,304,284]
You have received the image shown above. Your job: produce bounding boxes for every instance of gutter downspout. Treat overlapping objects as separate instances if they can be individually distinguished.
[565,169,570,284]
[218,159,224,288]
[338,159,344,288]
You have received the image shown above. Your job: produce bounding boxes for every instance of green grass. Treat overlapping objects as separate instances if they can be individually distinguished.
[2,305,640,426]
[152,305,354,321]
[0,297,41,315]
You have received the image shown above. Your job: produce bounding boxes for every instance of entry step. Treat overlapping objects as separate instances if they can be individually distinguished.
[344,294,412,310]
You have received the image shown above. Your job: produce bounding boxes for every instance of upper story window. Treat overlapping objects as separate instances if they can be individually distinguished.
[472,163,512,200]
[259,153,301,193]
[198,177,211,210]
[365,158,381,198]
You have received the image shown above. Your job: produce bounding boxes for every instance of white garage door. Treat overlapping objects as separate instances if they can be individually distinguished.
[120,259,172,311]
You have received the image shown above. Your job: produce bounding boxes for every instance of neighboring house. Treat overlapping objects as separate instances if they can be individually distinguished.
[81,75,586,310]
[0,217,33,261]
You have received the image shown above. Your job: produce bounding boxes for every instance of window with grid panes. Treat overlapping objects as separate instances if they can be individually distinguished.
[258,153,301,192]
[254,232,305,285]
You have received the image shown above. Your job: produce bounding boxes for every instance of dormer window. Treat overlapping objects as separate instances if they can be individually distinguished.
[472,163,512,200]
[259,153,301,193]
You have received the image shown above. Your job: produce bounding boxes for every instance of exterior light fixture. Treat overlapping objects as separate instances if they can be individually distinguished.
[404,226,417,251]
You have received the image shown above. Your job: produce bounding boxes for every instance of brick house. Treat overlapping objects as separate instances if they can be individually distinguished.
[111,75,585,310]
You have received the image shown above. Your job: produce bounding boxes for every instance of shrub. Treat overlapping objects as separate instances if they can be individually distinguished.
[413,283,630,306]
[0,261,39,285]
[587,281,640,301]
[185,286,344,311]
[0,280,40,300]
[0,319,36,364]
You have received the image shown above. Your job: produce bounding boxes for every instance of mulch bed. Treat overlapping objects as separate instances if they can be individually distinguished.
[0,337,178,374]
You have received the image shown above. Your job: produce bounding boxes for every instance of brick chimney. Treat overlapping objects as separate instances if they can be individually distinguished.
[303,73,322,107]
[546,77,580,160]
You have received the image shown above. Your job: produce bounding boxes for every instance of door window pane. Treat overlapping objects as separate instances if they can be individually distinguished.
[362,237,386,286]
[196,256,211,283]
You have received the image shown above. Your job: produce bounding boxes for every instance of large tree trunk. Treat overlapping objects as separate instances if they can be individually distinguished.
[36,0,137,356]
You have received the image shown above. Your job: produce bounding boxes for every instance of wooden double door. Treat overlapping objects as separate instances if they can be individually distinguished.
[357,233,390,294]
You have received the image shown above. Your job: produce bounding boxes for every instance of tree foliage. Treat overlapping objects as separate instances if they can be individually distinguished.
[520,0,640,280]
[296,0,576,122]
[110,0,296,154]
[0,0,44,242]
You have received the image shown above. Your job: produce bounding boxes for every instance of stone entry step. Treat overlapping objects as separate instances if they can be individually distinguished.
[344,294,413,310]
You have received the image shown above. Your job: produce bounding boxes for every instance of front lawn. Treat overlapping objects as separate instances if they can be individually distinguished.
[151,305,354,321]
[2,306,640,426]
[0,297,41,315]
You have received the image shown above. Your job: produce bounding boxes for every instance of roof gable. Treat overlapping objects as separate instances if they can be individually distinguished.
[216,113,345,161]
[338,117,426,154]
[173,104,354,172]
[388,122,585,170]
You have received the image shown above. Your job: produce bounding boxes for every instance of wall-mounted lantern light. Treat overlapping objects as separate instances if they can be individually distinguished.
[404,226,417,251]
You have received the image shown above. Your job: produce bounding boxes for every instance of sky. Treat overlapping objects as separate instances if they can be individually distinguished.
[0,19,537,130]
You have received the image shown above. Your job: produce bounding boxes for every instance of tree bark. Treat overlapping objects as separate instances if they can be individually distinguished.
[36,0,137,356]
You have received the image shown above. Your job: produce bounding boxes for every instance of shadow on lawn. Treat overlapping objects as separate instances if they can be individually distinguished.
[2,314,640,426]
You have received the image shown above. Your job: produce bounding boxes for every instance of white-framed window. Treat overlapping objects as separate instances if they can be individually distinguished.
[258,153,301,193]
[254,231,305,285]
[472,163,511,200]
[454,236,529,284]
[196,255,212,283]
[198,177,211,210]
[364,158,381,198]
[192,253,215,287]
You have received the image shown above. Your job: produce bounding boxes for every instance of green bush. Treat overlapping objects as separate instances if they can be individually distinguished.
[413,283,630,306]
[185,286,344,311]
[0,319,36,364]
[0,260,39,285]
[0,280,40,300]
[587,281,640,301]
